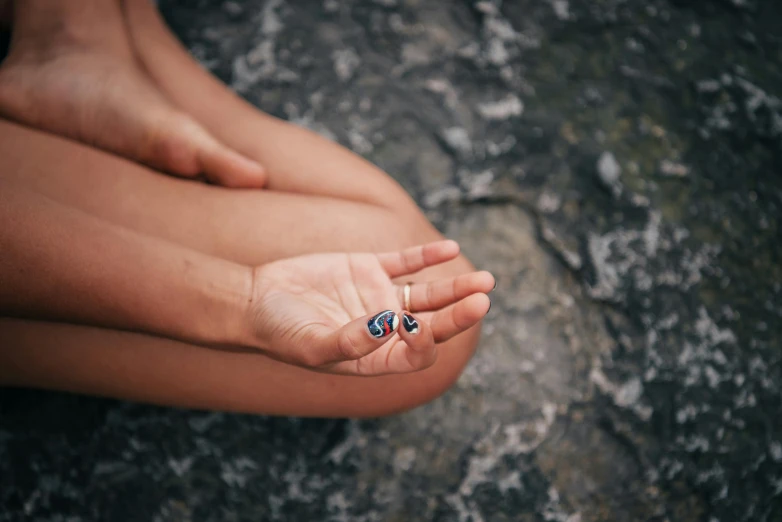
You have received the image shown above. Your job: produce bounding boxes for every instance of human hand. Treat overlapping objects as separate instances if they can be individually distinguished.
[244,241,494,375]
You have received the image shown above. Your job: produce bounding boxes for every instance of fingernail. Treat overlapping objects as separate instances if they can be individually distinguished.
[367,310,399,338]
[487,299,492,314]
[402,313,420,335]
[492,279,497,292]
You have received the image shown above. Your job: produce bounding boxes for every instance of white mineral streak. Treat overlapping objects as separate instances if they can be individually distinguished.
[543,486,582,522]
[660,159,690,177]
[425,78,460,109]
[445,404,560,521]
[549,0,571,20]
[443,127,473,155]
[332,48,361,82]
[231,0,287,91]
[220,457,258,488]
[458,403,558,495]
[597,151,621,186]
[590,366,653,420]
[477,95,524,120]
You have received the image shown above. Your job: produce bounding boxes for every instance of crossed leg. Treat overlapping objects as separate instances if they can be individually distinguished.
[0,0,485,416]
[0,120,481,417]
[121,0,418,211]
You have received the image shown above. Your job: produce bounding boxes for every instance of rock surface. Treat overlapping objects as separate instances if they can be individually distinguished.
[2,0,781,520]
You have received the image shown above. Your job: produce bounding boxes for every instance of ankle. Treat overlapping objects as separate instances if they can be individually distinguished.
[9,0,128,57]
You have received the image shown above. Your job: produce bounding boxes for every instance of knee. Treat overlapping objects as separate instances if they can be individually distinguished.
[347,197,482,416]
[361,252,483,417]
[357,321,481,418]
[380,204,478,273]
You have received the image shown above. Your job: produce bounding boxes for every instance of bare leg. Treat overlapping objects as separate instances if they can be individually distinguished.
[122,0,418,211]
[1,0,482,415]
[0,318,474,417]
[0,123,481,417]
[0,120,442,266]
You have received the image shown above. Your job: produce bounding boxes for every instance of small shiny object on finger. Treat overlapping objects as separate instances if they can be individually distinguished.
[402,313,420,335]
[367,310,399,338]
[403,281,413,312]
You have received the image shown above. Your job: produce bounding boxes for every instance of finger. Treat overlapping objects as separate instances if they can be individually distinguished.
[399,271,495,312]
[429,293,491,343]
[377,240,460,278]
[331,313,436,375]
[321,309,400,364]
[393,312,437,370]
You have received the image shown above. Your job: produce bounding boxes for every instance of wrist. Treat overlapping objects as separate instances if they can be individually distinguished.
[235,265,272,352]
[176,256,257,350]
[206,261,257,350]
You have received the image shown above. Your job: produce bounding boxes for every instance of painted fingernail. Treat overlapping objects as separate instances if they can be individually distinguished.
[402,313,420,335]
[487,299,492,314]
[367,310,399,338]
[492,279,497,292]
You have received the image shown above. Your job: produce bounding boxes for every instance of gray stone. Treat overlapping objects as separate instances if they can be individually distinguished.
[2,0,781,521]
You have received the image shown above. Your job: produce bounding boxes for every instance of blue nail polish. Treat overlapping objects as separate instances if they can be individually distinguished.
[367,310,399,338]
[402,313,420,334]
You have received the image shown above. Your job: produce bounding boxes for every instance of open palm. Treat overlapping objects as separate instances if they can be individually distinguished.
[247,241,493,375]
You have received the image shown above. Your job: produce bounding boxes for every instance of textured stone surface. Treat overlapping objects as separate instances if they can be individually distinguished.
[2,0,781,520]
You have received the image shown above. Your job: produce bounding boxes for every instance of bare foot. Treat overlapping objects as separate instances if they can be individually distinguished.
[0,0,266,188]
[122,0,421,210]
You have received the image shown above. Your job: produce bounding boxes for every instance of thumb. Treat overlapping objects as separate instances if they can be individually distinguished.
[322,309,400,364]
